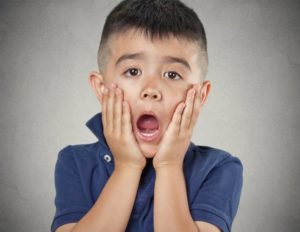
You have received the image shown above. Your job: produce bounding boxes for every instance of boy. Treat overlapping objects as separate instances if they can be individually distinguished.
[51,0,243,232]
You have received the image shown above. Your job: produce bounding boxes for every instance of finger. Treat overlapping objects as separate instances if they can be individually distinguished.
[180,88,196,132]
[122,101,133,136]
[189,87,202,130]
[168,102,186,136]
[101,87,108,130]
[114,87,123,136]
[107,85,115,133]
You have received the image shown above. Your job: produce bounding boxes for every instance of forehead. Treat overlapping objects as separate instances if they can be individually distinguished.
[106,29,201,65]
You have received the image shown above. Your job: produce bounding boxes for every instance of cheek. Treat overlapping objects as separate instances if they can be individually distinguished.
[115,82,139,113]
[163,89,186,120]
[169,81,191,100]
[166,87,187,105]
[121,86,136,103]
[111,79,135,100]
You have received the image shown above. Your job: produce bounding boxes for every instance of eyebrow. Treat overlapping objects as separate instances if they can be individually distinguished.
[115,52,191,71]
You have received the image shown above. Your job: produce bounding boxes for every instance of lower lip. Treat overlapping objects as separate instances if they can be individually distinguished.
[136,129,159,142]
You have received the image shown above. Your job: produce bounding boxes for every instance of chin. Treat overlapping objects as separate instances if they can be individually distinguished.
[139,143,157,158]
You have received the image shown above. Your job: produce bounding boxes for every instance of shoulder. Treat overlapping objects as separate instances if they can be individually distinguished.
[55,141,105,174]
[187,145,244,231]
[58,142,101,158]
[51,143,102,232]
[191,144,243,172]
[184,144,243,194]
[57,142,100,161]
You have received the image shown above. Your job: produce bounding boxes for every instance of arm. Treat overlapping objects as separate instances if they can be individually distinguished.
[154,165,220,232]
[68,166,142,232]
[154,165,198,232]
[56,84,146,232]
[153,87,220,232]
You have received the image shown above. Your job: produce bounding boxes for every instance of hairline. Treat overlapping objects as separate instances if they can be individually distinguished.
[98,28,208,80]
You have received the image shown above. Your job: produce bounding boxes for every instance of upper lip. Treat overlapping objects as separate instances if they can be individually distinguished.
[139,110,156,117]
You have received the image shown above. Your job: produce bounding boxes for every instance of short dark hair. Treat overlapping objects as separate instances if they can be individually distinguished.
[98,0,208,78]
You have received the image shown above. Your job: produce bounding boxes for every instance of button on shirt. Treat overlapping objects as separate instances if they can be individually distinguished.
[51,112,243,232]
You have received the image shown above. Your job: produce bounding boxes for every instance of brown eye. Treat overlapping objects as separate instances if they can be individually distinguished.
[164,71,182,80]
[124,68,141,77]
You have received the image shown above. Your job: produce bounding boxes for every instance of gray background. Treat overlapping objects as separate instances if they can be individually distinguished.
[0,0,299,231]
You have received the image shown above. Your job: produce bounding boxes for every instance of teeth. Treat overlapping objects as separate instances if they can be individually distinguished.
[140,130,157,137]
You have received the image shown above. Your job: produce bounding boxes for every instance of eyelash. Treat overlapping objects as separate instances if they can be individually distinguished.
[123,68,182,80]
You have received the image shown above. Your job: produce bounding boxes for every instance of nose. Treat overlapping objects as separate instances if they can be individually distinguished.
[140,88,162,101]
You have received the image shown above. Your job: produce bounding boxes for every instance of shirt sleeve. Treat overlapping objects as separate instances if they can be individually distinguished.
[50,145,90,232]
[190,155,243,232]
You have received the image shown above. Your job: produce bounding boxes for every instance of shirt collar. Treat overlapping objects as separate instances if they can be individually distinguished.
[85,112,109,147]
[85,112,195,162]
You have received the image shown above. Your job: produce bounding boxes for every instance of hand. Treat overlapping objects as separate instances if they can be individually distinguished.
[153,86,202,170]
[101,84,146,171]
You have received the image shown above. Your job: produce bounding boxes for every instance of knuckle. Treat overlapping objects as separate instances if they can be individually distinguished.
[175,121,180,126]
[186,115,192,122]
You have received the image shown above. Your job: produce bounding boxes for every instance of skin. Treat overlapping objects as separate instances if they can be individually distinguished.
[56,28,221,232]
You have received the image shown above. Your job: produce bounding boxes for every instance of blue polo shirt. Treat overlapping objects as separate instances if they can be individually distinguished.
[51,112,243,232]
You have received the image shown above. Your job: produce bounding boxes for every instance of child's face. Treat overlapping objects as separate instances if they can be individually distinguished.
[92,29,210,158]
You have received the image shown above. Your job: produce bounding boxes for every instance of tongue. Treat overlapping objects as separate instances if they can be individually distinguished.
[137,115,159,130]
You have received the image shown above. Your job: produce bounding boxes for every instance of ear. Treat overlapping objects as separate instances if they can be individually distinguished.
[199,80,211,106]
[88,71,105,103]
[193,80,212,107]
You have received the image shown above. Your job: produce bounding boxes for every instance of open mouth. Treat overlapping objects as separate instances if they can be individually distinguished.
[136,114,160,141]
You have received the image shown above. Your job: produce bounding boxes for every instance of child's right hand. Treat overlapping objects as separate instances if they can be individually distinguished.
[101,84,146,171]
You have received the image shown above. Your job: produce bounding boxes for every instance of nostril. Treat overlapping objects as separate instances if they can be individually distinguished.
[141,90,161,100]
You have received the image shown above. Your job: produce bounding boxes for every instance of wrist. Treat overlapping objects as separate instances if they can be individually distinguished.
[115,161,145,173]
[153,162,183,172]
[154,164,184,182]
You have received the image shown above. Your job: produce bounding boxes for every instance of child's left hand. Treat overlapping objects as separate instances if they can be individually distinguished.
[153,86,202,170]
